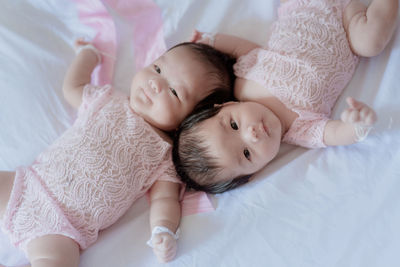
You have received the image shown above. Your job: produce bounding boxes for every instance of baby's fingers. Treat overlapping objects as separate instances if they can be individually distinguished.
[74,38,91,49]
[156,247,176,263]
[346,97,364,110]
[153,242,177,262]
[359,106,377,125]
[341,108,359,123]
[341,98,377,126]
[152,235,177,262]
[190,30,202,42]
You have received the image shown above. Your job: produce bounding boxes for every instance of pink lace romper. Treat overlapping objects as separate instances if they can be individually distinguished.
[234,0,359,148]
[1,84,180,252]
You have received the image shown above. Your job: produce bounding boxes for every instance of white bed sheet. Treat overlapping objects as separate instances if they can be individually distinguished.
[1,0,400,267]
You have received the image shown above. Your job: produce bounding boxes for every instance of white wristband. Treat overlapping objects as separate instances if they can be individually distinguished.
[76,44,102,64]
[202,32,216,47]
[76,44,116,64]
[354,124,373,142]
[146,226,180,248]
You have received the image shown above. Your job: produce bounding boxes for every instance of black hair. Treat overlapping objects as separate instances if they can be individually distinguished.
[173,105,251,194]
[168,42,236,95]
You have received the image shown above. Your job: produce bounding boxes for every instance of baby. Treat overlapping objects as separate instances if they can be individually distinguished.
[173,0,398,194]
[0,39,235,265]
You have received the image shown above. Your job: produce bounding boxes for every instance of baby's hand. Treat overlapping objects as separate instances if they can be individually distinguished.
[189,30,215,46]
[190,30,204,43]
[74,37,91,50]
[74,38,101,64]
[151,233,177,263]
[340,97,377,126]
[341,97,377,142]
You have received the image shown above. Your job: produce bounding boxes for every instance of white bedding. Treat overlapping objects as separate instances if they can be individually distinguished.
[1,0,400,266]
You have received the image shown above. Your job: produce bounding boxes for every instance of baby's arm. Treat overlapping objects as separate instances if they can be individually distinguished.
[324,97,377,146]
[344,0,398,57]
[62,40,100,109]
[191,30,261,58]
[148,180,181,262]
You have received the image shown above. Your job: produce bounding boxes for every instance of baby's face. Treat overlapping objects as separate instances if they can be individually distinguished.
[199,101,282,182]
[130,46,213,131]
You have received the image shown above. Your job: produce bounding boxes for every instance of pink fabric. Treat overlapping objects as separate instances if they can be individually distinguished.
[73,0,212,216]
[73,0,166,85]
[234,0,359,148]
[181,191,215,216]
[2,85,180,251]
[102,0,167,71]
[146,190,215,217]
[73,0,117,86]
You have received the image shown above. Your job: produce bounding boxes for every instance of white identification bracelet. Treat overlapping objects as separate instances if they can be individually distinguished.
[354,124,373,142]
[202,32,216,47]
[76,44,102,64]
[146,226,180,248]
[76,44,116,64]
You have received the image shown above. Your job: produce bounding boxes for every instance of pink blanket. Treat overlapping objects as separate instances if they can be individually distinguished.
[72,0,166,85]
[73,0,214,217]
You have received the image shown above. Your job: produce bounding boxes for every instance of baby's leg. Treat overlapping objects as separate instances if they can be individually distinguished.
[343,0,399,57]
[0,171,15,218]
[26,235,79,267]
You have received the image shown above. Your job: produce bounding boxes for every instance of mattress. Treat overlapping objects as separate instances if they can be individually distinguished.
[1,0,400,266]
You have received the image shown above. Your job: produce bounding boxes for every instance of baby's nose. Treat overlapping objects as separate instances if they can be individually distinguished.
[148,79,161,93]
[246,125,259,143]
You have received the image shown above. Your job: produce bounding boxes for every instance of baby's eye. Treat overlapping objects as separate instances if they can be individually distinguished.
[243,148,251,161]
[154,64,161,74]
[230,120,238,130]
[170,87,179,98]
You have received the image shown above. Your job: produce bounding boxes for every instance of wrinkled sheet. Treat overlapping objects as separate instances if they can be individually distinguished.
[1,0,400,266]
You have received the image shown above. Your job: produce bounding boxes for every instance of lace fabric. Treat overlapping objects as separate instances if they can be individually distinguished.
[234,0,359,148]
[2,84,179,251]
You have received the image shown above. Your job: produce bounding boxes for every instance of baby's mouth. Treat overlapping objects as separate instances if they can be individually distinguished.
[261,121,270,137]
[140,87,152,103]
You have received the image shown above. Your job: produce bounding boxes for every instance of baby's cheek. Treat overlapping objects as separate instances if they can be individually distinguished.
[154,109,181,131]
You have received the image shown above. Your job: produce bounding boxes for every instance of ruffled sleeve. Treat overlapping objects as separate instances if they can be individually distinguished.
[153,148,185,199]
[155,149,182,184]
[283,111,329,149]
[77,84,114,117]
